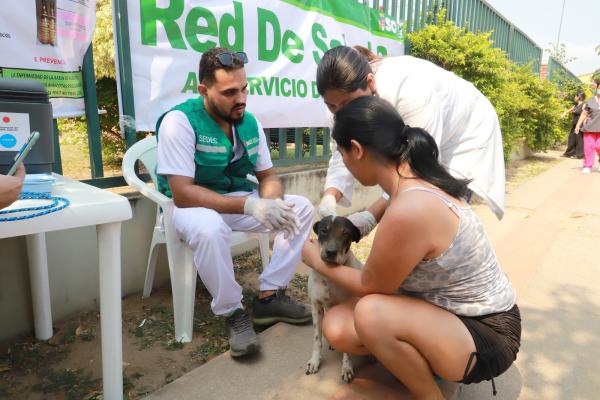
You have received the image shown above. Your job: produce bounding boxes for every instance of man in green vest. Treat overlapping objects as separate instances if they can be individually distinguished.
[156,47,313,358]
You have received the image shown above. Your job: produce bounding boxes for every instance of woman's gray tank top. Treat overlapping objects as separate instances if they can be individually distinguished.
[399,187,516,316]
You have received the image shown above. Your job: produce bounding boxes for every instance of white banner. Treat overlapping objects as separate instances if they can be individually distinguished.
[0,0,96,118]
[123,0,404,130]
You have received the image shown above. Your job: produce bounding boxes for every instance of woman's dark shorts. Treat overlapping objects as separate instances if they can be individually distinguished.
[458,304,521,384]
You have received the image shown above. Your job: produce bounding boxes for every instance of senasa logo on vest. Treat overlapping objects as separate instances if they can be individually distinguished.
[198,134,218,144]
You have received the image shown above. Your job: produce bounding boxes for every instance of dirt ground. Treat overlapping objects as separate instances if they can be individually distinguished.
[0,153,562,399]
[0,251,310,400]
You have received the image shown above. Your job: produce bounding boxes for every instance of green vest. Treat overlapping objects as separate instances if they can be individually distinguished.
[155,97,260,197]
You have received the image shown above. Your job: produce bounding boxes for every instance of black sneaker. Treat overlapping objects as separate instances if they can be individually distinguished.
[225,309,259,358]
[252,288,312,326]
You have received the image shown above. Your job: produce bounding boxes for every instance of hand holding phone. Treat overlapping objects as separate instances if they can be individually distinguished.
[13,163,26,179]
[0,162,25,209]
[7,131,40,176]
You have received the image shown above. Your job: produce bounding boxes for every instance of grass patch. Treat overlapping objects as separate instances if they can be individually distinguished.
[505,154,562,191]
[242,287,260,306]
[0,382,14,398]
[126,249,271,356]
[290,273,308,293]
[59,322,78,344]
[190,297,229,361]
[32,368,97,400]
[270,144,325,161]
[1,341,70,374]
[189,338,228,363]
[232,249,262,274]
[123,370,144,393]
[130,304,178,351]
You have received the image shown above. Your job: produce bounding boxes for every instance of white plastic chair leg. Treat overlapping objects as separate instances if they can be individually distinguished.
[258,233,270,269]
[164,223,197,343]
[142,232,162,298]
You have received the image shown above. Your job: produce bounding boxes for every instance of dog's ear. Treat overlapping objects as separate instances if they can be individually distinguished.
[313,220,321,235]
[349,222,361,243]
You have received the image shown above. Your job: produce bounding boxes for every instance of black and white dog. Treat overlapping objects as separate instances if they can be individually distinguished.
[306,215,364,383]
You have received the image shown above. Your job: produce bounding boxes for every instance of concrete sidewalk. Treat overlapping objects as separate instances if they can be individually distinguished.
[146,153,600,400]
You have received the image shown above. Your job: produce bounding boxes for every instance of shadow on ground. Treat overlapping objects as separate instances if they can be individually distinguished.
[519,284,600,399]
[460,283,600,399]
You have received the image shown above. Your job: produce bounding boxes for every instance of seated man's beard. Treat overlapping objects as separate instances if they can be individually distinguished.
[208,99,244,123]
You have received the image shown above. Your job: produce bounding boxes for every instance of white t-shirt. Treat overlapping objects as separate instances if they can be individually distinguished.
[157,110,273,185]
[325,55,506,219]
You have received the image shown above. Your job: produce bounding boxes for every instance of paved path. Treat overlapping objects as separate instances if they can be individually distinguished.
[146,153,600,400]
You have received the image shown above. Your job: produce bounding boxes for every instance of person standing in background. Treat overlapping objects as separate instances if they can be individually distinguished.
[575,79,600,174]
[562,92,586,159]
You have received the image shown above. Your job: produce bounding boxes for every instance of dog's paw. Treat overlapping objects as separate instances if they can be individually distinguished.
[306,356,321,375]
[341,365,355,383]
[341,354,354,383]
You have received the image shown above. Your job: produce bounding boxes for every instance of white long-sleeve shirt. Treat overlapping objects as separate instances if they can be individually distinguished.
[324,55,506,220]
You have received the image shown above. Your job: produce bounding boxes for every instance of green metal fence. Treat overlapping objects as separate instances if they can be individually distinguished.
[61,0,576,187]
[547,56,580,83]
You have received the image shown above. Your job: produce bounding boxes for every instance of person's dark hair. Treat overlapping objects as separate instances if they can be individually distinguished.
[353,45,383,63]
[332,96,471,199]
[576,92,586,102]
[199,47,245,85]
[316,46,372,95]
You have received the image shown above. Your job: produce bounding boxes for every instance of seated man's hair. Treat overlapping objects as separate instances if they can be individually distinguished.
[199,47,245,85]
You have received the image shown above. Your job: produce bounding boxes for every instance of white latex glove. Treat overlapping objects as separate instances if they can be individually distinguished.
[318,194,337,218]
[277,198,300,239]
[347,210,377,238]
[280,220,298,240]
[244,197,300,237]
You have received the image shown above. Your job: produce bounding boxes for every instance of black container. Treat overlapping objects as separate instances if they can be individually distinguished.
[0,78,54,174]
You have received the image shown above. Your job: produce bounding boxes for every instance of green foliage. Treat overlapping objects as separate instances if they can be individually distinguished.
[545,43,576,65]
[407,14,509,95]
[57,78,126,166]
[407,11,570,160]
[93,1,127,165]
[511,66,565,151]
[93,0,115,79]
[96,77,127,164]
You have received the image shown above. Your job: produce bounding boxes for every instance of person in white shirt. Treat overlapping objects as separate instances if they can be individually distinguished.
[156,47,313,358]
[316,46,506,236]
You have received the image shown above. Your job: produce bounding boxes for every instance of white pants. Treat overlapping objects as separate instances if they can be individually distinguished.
[171,192,314,316]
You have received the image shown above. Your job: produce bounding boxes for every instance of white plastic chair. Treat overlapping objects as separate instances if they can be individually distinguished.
[122,136,270,342]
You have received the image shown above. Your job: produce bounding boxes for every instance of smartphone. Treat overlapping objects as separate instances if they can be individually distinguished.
[7,131,40,176]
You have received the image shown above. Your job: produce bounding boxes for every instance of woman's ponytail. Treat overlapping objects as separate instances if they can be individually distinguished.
[403,127,471,199]
[333,96,471,199]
